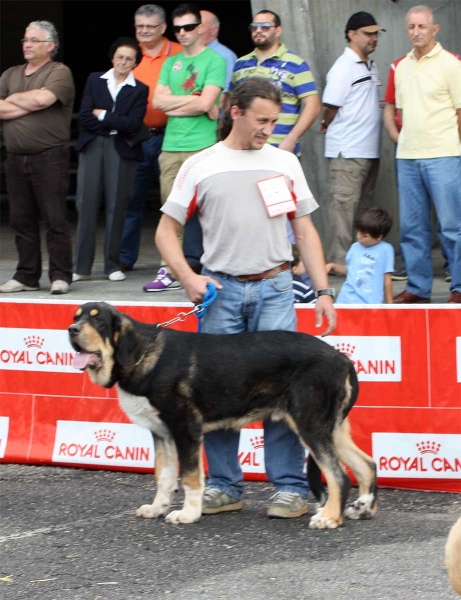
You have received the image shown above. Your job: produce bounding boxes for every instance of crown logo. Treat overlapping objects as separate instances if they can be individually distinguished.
[250,435,264,450]
[416,440,441,455]
[95,429,116,443]
[334,342,356,358]
[24,335,45,348]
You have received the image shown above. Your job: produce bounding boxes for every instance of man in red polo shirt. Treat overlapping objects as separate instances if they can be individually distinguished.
[120,4,182,273]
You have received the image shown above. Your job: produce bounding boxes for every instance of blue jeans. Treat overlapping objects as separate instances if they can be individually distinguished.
[397,157,461,296]
[120,134,163,269]
[201,267,309,500]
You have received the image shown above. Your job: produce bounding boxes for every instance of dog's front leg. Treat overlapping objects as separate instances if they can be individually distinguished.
[165,443,204,525]
[137,435,178,519]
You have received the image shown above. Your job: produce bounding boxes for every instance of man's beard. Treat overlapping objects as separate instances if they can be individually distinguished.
[253,38,271,50]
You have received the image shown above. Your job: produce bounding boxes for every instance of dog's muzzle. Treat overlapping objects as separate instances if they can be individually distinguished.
[68,323,102,371]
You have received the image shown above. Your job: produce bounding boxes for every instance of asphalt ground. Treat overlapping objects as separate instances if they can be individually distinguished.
[1,464,460,600]
[1,207,460,599]
[0,206,453,304]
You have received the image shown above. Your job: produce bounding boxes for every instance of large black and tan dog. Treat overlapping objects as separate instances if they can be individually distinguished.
[68,301,377,529]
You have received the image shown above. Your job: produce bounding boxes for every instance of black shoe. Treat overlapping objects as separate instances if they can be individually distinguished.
[391,267,408,281]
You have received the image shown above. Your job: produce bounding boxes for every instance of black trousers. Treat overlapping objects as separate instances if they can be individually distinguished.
[183,212,203,272]
[5,145,73,287]
[73,136,138,276]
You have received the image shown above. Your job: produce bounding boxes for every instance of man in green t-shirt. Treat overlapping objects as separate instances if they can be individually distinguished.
[144,2,226,292]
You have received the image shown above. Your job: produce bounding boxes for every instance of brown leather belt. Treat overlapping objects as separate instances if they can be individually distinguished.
[235,262,290,282]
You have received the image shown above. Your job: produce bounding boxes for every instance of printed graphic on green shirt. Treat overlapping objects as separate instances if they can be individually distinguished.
[159,48,226,152]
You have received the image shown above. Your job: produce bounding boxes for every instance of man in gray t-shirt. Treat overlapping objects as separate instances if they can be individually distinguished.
[155,78,336,520]
[0,20,74,295]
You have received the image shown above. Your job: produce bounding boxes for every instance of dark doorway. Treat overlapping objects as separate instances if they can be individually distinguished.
[0,1,253,205]
[1,1,254,106]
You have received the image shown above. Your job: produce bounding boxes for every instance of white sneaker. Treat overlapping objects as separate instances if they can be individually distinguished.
[267,492,308,519]
[72,273,91,282]
[0,279,39,293]
[108,271,126,282]
[51,280,69,295]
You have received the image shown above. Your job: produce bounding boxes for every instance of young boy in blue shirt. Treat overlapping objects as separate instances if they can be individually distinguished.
[327,207,394,304]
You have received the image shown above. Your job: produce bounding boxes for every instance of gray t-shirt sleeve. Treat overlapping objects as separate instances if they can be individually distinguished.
[161,199,188,225]
[160,154,199,225]
[284,151,319,217]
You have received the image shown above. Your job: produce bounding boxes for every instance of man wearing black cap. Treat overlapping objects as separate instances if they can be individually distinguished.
[320,11,385,266]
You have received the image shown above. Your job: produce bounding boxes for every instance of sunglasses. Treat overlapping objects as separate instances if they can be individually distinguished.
[172,23,200,34]
[249,22,277,32]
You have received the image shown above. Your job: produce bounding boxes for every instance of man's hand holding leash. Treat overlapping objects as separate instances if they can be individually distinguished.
[155,214,222,303]
[182,272,222,304]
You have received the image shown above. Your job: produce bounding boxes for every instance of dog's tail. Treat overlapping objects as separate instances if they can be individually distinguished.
[307,455,327,506]
[340,363,359,422]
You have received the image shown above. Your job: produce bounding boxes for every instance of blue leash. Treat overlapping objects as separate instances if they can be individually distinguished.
[156,282,218,330]
[196,282,218,332]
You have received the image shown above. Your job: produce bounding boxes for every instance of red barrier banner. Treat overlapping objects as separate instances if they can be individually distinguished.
[1,300,460,492]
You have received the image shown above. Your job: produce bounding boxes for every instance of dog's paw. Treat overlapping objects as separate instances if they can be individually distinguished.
[345,494,377,520]
[165,509,201,525]
[309,513,341,530]
[136,503,168,519]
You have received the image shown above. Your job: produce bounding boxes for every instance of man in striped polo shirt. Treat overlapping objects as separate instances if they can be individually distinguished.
[230,9,320,156]
[182,9,321,274]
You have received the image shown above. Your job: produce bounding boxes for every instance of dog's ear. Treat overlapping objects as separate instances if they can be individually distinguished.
[113,319,140,367]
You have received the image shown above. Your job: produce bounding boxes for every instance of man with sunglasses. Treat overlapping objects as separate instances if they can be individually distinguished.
[119,4,182,275]
[320,11,385,267]
[231,10,320,156]
[0,21,74,295]
[143,3,226,292]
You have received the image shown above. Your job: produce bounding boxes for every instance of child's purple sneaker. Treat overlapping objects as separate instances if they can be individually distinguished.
[143,268,181,292]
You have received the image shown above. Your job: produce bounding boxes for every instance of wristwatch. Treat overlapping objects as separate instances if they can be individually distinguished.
[316,288,336,299]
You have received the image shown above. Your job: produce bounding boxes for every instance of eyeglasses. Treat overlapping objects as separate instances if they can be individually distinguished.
[114,55,135,63]
[249,22,276,32]
[21,38,49,44]
[135,23,164,30]
[172,23,200,34]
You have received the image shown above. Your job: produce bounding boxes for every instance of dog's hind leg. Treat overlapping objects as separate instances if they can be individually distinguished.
[136,434,179,519]
[307,455,327,507]
[334,419,378,520]
[165,441,204,525]
[301,435,351,530]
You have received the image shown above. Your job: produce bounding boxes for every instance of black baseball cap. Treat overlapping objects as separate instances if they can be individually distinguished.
[345,11,386,34]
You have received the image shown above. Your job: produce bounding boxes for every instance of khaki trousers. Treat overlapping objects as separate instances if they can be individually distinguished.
[158,150,202,271]
[327,155,380,263]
